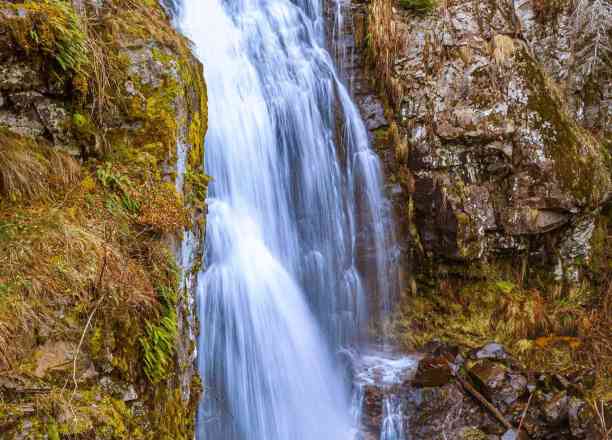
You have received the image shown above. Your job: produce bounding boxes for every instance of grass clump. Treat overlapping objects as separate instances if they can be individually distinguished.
[0,128,80,202]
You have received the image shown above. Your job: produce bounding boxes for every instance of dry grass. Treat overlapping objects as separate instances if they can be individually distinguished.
[368,0,403,86]
[0,144,49,201]
[0,130,80,202]
[0,206,159,370]
[492,34,515,66]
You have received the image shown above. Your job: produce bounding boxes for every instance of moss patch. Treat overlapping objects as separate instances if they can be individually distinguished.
[517,48,610,207]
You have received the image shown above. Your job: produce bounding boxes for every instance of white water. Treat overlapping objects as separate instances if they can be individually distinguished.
[179,0,398,436]
[350,352,418,440]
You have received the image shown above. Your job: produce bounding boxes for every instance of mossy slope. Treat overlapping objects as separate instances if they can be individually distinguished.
[0,0,207,438]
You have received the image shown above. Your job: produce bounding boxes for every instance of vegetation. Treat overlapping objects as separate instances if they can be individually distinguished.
[397,0,436,14]
[141,286,179,384]
[0,0,207,437]
[3,0,89,75]
[387,226,612,401]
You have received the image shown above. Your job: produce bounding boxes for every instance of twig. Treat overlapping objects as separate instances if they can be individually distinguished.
[518,391,534,434]
[592,399,609,440]
[68,248,108,401]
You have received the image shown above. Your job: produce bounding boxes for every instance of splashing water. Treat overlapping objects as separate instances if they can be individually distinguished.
[179,0,398,436]
[350,352,418,440]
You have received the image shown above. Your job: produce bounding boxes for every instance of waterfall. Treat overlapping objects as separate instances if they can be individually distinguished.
[179,0,398,435]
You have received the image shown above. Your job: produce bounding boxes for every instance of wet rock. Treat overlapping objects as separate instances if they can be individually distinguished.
[422,340,460,360]
[362,384,384,434]
[412,355,453,388]
[500,429,528,440]
[410,383,503,439]
[350,0,612,281]
[474,343,508,361]
[501,208,569,235]
[469,360,527,409]
[469,360,506,394]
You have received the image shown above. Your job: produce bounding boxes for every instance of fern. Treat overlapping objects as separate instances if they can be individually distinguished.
[140,286,179,383]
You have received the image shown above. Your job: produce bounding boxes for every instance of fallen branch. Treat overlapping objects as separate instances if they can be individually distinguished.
[454,371,513,431]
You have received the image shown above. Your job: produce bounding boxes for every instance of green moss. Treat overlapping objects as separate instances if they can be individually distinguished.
[518,49,610,206]
[47,421,60,440]
[397,0,436,14]
[185,169,209,206]
[460,427,488,440]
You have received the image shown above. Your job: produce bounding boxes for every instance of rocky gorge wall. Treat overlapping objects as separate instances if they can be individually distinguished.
[0,0,207,438]
[327,0,611,437]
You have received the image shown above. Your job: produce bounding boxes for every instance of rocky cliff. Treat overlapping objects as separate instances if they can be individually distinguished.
[0,0,207,438]
[329,0,610,437]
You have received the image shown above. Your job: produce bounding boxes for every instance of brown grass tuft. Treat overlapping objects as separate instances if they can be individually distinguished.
[0,130,80,202]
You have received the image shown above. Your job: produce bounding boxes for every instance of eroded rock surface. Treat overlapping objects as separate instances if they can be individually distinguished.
[332,0,611,280]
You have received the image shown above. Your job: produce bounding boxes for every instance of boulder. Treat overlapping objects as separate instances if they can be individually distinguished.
[412,355,453,388]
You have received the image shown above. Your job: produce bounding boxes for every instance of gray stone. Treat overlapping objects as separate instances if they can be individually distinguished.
[34,98,72,145]
[122,384,138,402]
[357,95,388,130]
[8,91,44,110]
[0,109,45,137]
[542,391,569,425]
[475,343,508,360]
[0,62,45,92]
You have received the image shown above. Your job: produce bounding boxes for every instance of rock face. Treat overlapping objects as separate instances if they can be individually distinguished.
[0,0,207,438]
[328,1,611,437]
[330,0,611,281]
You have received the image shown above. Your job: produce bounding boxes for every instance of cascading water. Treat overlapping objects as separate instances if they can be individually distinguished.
[179,0,398,435]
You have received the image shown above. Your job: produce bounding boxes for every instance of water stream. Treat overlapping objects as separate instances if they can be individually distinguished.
[179,0,399,436]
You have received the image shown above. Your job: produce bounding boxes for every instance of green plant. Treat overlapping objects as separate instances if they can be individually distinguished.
[5,0,89,75]
[185,169,210,204]
[398,0,436,13]
[96,163,130,192]
[140,286,178,383]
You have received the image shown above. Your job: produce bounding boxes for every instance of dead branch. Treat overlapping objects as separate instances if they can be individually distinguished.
[454,371,513,431]
[518,391,534,434]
